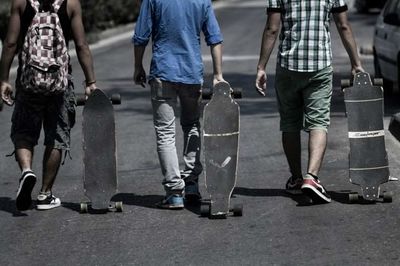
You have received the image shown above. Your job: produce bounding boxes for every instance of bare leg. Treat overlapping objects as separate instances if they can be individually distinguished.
[282,132,302,177]
[41,147,62,193]
[15,148,34,171]
[307,129,327,176]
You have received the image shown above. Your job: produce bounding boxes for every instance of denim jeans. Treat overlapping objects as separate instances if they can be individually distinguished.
[150,79,203,195]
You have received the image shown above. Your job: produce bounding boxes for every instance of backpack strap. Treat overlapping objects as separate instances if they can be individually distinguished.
[52,0,65,13]
[27,0,40,13]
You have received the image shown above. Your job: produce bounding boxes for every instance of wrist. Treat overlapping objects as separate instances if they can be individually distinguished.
[84,80,96,86]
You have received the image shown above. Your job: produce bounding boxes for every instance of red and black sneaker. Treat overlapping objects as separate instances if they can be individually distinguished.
[301,174,331,204]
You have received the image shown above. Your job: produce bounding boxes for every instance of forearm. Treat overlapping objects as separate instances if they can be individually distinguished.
[339,25,362,68]
[0,42,17,82]
[257,15,280,71]
[210,43,223,79]
[134,45,146,68]
[75,43,96,84]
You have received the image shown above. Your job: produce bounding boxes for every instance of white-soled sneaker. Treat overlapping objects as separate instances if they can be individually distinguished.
[36,193,61,210]
[301,174,331,204]
[16,171,37,211]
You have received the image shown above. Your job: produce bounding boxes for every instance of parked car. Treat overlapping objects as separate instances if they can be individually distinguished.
[355,0,387,13]
[373,0,400,94]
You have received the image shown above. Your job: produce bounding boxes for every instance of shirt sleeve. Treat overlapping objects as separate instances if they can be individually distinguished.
[266,0,282,13]
[202,1,223,46]
[331,0,348,13]
[132,0,153,46]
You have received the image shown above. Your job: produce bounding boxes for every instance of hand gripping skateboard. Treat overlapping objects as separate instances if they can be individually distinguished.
[341,72,392,203]
[200,81,243,218]
[76,89,123,213]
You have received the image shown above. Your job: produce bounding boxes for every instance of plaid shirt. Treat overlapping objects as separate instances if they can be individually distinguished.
[266,0,348,72]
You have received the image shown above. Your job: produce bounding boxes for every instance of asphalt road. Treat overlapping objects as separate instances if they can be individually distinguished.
[1,0,400,265]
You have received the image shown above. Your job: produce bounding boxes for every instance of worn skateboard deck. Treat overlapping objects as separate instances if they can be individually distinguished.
[202,81,241,217]
[81,89,120,210]
[343,72,390,201]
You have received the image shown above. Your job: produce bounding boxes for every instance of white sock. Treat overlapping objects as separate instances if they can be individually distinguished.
[22,169,32,174]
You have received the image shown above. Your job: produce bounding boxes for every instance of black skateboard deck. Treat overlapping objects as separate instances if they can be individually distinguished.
[79,89,123,212]
[342,72,392,203]
[201,81,242,218]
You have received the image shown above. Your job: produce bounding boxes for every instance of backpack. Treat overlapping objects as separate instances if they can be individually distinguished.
[20,0,69,95]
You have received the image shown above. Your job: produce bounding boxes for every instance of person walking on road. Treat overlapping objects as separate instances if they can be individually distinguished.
[133,0,225,209]
[0,0,97,211]
[255,0,364,203]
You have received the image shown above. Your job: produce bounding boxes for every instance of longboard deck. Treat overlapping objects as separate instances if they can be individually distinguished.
[82,89,117,209]
[344,72,389,200]
[203,81,239,216]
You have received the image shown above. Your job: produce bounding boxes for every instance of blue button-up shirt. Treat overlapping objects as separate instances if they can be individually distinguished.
[132,0,223,84]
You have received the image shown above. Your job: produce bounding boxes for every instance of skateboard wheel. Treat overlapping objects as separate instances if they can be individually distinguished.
[232,88,243,99]
[341,79,351,89]
[383,192,393,203]
[200,203,210,217]
[0,98,3,111]
[202,88,213,100]
[349,193,359,204]
[80,202,88,213]
[373,78,383,87]
[115,201,123,212]
[232,203,243,217]
[110,94,121,105]
[76,94,87,106]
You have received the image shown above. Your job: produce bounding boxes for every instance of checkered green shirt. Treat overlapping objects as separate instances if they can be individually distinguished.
[266,0,348,72]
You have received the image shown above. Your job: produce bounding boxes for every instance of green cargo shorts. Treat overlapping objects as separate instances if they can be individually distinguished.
[275,65,333,132]
[11,80,76,150]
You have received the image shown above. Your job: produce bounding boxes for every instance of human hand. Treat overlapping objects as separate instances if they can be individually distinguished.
[213,74,225,87]
[134,67,146,88]
[0,81,15,106]
[255,69,267,96]
[85,83,98,97]
[351,65,365,76]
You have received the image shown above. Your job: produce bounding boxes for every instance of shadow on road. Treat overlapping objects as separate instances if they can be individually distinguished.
[0,197,29,217]
[233,187,382,206]
[233,187,314,206]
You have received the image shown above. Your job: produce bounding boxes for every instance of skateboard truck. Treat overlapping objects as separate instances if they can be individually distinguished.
[200,200,243,219]
[202,87,243,100]
[76,93,121,106]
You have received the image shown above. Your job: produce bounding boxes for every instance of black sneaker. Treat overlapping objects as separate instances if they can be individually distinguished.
[16,171,37,211]
[285,176,303,195]
[36,193,61,210]
[301,174,331,204]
